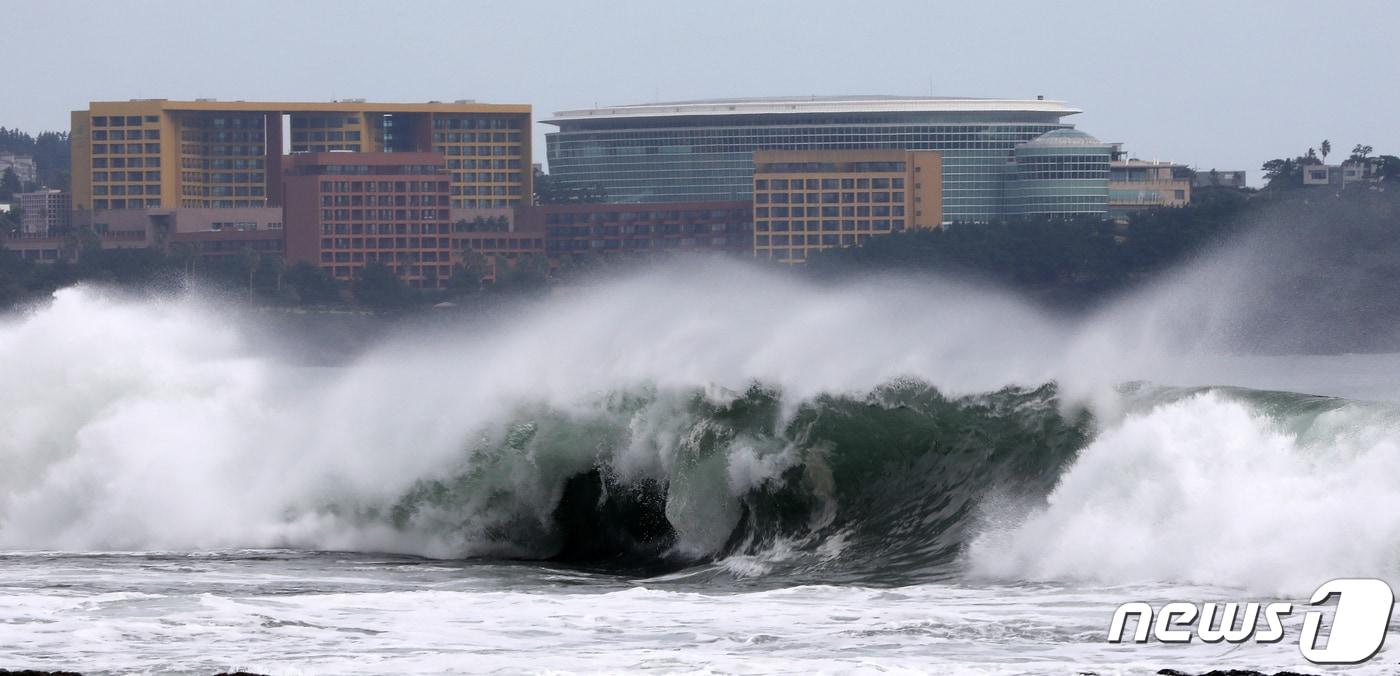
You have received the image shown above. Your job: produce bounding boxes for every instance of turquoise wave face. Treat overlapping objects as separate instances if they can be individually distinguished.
[322,380,1093,581]
[300,378,1400,594]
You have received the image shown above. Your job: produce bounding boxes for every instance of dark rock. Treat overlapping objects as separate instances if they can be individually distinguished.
[1156,669,1317,676]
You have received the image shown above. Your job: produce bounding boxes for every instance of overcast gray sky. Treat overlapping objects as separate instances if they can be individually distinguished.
[5,0,1396,183]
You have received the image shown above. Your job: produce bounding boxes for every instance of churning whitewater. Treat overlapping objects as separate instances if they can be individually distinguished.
[5,260,1400,673]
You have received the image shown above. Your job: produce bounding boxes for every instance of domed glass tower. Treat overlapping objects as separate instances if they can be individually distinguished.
[1009,129,1113,217]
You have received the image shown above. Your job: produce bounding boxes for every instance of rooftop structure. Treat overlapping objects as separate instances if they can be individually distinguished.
[548,95,1081,122]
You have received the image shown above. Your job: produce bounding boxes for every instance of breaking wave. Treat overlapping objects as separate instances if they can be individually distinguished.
[2,261,1400,595]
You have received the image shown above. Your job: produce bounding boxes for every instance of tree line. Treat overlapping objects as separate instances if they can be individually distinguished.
[1260,139,1399,189]
[0,233,552,314]
[0,127,70,191]
[10,183,1390,318]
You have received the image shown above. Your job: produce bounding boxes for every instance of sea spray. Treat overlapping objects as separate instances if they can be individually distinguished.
[3,264,1400,596]
[966,389,1400,595]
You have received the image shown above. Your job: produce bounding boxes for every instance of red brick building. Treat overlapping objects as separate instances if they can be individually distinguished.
[283,152,455,288]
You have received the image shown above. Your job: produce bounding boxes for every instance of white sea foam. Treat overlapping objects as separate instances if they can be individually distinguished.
[0,552,1369,675]
[0,265,1068,557]
[967,391,1400,595]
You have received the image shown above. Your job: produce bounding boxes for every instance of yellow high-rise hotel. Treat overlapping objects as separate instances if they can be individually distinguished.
[752,149,943,263]
[70,99,532,213]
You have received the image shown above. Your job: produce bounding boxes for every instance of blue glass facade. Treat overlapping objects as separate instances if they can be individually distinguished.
[544,98,1084,222]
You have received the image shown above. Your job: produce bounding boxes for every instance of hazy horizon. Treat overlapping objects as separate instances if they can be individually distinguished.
[3,0,1398,183]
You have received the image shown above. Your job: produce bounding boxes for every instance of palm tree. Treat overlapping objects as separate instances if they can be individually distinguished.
[169,241,197,276]
[1320,140,1331,163]
[240,246,261,302]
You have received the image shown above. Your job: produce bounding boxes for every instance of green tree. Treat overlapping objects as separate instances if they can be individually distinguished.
[533,167,607,204]
[239,247,261,302]
[352,262,413,310]
[1320,139,1332,163]
[169,241,198,276]
[493,253,550,293]
[31,132,70,188]
[0,244,28,308]
[1352,144,1374,161]
[284,261,342,305]
[450,252,489,294]
[268,255,287,296]
[0,129,70,189]
[1261,157,1301,189]
[0,168,20,201]
[71,225,103,263]
[1,206,20,233]
[446,263,479,296]
[76,246,175,285]
[1373,155,1400,181]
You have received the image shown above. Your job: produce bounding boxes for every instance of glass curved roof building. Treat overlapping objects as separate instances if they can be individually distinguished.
[543,95,1087,222]
[1009,129,1114,217]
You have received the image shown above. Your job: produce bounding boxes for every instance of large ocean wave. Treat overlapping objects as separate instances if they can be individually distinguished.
[3,262,1399,596]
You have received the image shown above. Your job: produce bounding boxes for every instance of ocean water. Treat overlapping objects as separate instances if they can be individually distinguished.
[3,262,1400,674]
[1,552,1343,675]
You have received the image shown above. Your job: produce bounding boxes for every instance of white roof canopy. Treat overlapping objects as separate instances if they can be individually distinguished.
[547,95,1081,124]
